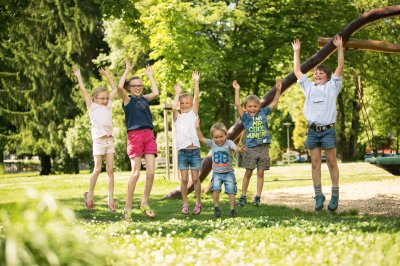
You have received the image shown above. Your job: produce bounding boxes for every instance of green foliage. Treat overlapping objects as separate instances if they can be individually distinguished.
[1,164,400,265]
[0,0,107,173]
[0,190,116,265]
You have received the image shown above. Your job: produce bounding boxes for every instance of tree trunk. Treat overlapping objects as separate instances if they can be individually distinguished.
[39,153,52,175]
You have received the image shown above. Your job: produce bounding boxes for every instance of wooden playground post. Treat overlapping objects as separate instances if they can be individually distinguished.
[163,103,179,180]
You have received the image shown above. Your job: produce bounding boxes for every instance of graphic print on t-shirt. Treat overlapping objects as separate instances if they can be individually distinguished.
[246,115,267,143]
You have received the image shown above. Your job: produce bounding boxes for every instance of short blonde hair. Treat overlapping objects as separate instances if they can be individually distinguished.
[243,94,260,107]
[91,87,109,101]
[179,93,193,102]
[210,122,228,137]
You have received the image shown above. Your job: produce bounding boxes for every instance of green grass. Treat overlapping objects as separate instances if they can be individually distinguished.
[1,162,400,265]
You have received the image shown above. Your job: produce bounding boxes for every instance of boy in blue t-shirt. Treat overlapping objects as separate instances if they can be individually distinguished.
[233,79,282,207]
[195,120,244,218]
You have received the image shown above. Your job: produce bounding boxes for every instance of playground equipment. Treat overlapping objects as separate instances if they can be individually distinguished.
[165,5,400,199]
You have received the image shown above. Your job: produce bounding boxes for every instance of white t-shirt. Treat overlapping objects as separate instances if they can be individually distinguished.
[174,110,200,150]
[89,101,114,140]
[298,74,342,125]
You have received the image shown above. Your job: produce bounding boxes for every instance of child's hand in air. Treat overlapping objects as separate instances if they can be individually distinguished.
[145,64,154,77]
[333,35,343,48]
[292,39,301,52]
[72,68,81,78]
[124,59,133,71]
[99,67,109,77]
[276,79,282,91]
[232,80,240,90]
[192,70,200,82]
[174,83,182,95]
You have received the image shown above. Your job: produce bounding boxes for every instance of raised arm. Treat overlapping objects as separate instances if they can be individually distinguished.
[172,83,181,122]
[99,68,117,101]
[118,59,132,105]
[72,68,91,108]
[292,39,304,80]
[192,70,200,115]
[195,117,207,144]
[143,64,159,101]
[232,80,244,118]
[333,35,344,77]
[268,79,282,110]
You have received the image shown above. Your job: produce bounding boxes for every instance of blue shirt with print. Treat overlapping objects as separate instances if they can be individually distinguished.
[241,106,271,148]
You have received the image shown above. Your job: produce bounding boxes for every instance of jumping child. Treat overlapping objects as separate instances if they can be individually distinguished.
[172,71,202,215]
[233,79,282,207]
[195,120,244,218]
[72,67,117,212]
[118,59,159,220]
[292,35,344,212]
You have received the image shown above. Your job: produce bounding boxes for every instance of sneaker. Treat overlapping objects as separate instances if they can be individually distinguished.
[230,209,237,218]
[328,195,339,212]
[237,195,247,207]
[314,194,326,211]
[181,204,189,215]
[252,195,261,207]
[192,203,202,215]
[214,206,221,218]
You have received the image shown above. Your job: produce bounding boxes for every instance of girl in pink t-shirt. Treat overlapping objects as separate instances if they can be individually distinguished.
[73,68,118,212]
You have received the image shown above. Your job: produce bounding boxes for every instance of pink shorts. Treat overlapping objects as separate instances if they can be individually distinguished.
[127,129,158,158]
[93,136,115,156]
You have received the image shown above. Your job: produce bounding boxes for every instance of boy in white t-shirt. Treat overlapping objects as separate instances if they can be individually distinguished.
[172,71,202,215]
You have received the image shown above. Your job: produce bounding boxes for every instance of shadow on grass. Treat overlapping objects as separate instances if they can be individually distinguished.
[43,192,400,239]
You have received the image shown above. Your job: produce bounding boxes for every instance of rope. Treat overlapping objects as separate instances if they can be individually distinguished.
[346,49,376,152]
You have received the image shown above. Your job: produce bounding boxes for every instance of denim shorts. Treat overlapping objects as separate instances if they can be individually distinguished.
[305,127,336,149]
[177,148,201,170]
[211,171,237,194]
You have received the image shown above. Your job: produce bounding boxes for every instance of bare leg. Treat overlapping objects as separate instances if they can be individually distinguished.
[228,194,236,210]
[141,154,155,206]
[191,169,201,205]
[241,169,253,196]
[105,152,115,207]
[88,155,103,201]
[213,190,220,207]
[124,157,141,211]
[180,170,189,206]
[325,148,339,186]
[309,148,322,186]
[256,168,265,196]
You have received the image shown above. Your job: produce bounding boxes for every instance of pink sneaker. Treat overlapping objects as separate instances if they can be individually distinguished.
[181,204,189,215]
[192,203,202,215]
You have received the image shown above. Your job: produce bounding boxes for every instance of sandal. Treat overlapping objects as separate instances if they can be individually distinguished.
[192,203,202,215]
[139,205,156,218]
[84,192,95,211]
[181,204,189,215]
[122,209,131,221]
[108,200,116,212]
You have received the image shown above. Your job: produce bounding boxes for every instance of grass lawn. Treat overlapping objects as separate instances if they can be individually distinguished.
[1,162,400,265]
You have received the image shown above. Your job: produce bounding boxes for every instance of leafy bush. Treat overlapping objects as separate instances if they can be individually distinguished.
[0,190,116,266]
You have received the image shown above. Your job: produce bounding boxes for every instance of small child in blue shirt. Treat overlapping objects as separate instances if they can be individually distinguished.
[233,79,282,207]
[195,119,244,218]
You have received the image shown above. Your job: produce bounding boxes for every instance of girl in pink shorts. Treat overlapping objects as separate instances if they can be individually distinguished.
[117,59,159,220]
[73,68,117,212]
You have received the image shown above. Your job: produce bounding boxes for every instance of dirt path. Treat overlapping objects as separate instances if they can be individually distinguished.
[262,178,400,217]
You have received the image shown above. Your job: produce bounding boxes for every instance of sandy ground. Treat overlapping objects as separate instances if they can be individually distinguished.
[261,178,400,217]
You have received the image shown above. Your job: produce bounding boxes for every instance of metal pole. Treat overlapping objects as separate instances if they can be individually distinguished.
[283,122,291,164]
